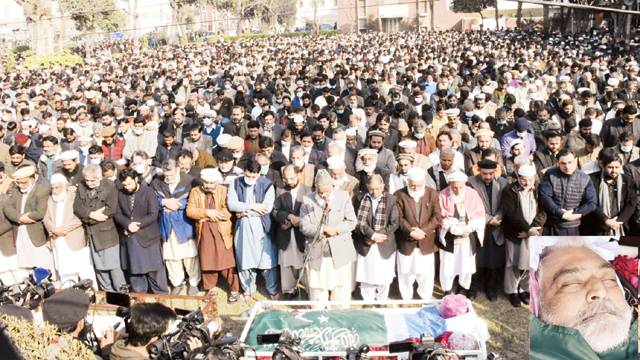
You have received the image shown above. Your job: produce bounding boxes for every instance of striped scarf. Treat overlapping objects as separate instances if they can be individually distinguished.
[357,193,387,232]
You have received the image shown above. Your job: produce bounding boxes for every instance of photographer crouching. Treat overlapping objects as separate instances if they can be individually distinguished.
[110,303,204,360]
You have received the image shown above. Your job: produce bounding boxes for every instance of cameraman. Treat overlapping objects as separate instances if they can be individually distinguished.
[110,303,177,360]
[42,288,114,358]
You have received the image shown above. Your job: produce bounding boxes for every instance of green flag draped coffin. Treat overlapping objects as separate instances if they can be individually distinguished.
[245,306,490,352]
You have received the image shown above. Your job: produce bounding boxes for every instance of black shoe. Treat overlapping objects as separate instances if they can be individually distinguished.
[443,290,454,296]
[463,288,476,300]
[520,292,530,305]
[486,290,498,302]
[282,293,296,301]
[508,294,522,308]
[269,293,281,300]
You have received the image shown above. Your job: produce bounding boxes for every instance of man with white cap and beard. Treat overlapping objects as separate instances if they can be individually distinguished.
[299,169,357,303]
[4,166,53,274]
[394,168,440,300]
[60,150,84,187]
[326,155,359,199]
[437,171,486,297]
[499,164,545,307]
[44,173,97,288]
[186,168,241,302]
[355,148,389,196]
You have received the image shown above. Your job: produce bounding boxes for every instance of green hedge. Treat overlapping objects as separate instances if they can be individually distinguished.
[22,50,83,70]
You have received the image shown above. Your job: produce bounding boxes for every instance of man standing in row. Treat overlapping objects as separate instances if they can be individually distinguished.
[186,169,241,302]
[273,165,311,300]
[115,168,168,294]
[74,165,125,291]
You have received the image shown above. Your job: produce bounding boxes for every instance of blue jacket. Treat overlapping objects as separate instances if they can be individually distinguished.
[151,174,195,243]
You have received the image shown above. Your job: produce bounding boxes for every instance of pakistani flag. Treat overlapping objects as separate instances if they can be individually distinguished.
[245,307,452,352]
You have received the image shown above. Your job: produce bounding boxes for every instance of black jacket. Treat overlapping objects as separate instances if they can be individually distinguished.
[580,172,637,235]
[499,182,547,241]
[114,183,162,247]
[73,179,120,251]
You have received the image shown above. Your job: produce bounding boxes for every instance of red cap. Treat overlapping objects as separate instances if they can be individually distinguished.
[15,134,29,147]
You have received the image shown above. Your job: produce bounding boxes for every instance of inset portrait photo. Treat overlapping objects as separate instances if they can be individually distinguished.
[529,236,638,359]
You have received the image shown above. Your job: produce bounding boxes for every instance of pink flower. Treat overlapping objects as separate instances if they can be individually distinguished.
[611,255,638,289]
[439,294,469,319]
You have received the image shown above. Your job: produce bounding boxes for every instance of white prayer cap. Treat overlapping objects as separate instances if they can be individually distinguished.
[576,87,590,95]
[216,133,231,147]
[407,167,425,182]
[446,171,468,183]
[78,136,93,143]
[398,140,417,149]
[510,138,525,149]
[558,75,571,83]
[345,127,357,136]
[60,150,79,161]
[607,77,620,87]
[475,128,494,139]
[474,93,486,101]
[292,114,305,124]
[201,168,222,183]
[50,173,68,185]
[326,156,345,170]
[481,85,493,94]
[201,109,215,117]
[11,166,35,179]
[38,124,50,134]
[314,169,333,188]
[518,164,536,177]
[445,108,460,116]
[21,119,37,128]
[358,148,377,158]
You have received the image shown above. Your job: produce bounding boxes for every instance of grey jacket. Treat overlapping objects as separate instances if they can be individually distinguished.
[299,189,357,270]
[467,175,508,246]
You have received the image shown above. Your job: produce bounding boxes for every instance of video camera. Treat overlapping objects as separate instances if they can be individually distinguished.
[0,267,55,309]
[389,335,460,360]
[185,335,245,360]
[148,309,211,360]
[257,330,302,360]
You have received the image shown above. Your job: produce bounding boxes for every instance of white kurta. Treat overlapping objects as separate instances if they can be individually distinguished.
[51,198,96,288]
[16,190,53,270]
[356,244,395,285]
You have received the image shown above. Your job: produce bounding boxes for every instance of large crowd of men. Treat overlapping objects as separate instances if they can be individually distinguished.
[0,29,639,308]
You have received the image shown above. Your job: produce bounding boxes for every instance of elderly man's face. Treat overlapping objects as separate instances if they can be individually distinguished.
[51,182,66,195]
[362,154,376,167]
[538,245,631,353]
[518,175,535,190]
[367,179,384,198]
[449,181,465,195]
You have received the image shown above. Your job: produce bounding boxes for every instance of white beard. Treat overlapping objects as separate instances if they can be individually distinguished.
[52,193,66,203]
[541,300,632,353]
[408,189,424,201]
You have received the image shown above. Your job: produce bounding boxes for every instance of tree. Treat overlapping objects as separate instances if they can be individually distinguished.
[14,0,54,56]
[59,0,125,33]
[451,0,493,30]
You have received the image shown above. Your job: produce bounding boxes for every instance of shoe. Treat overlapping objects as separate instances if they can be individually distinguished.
[520,292,530,305]
[171,285,183,295]
[442,290,454,297]
[282,293,296,301]
[269,293,280,301]
[508,294,522,308]
[187,286,199,296]
[227,292,241,304]
[463,288,477,300]
[486,290,497,302]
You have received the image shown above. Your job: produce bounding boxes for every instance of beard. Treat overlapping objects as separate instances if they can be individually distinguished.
[540,298,632,353]
[52,192,66,202]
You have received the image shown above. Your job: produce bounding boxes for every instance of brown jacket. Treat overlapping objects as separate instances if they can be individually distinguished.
[0,193,15,257]
[186,185,233,249]
[4,182,50,247]
[394,187,441,256]
[44,189,86,251]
